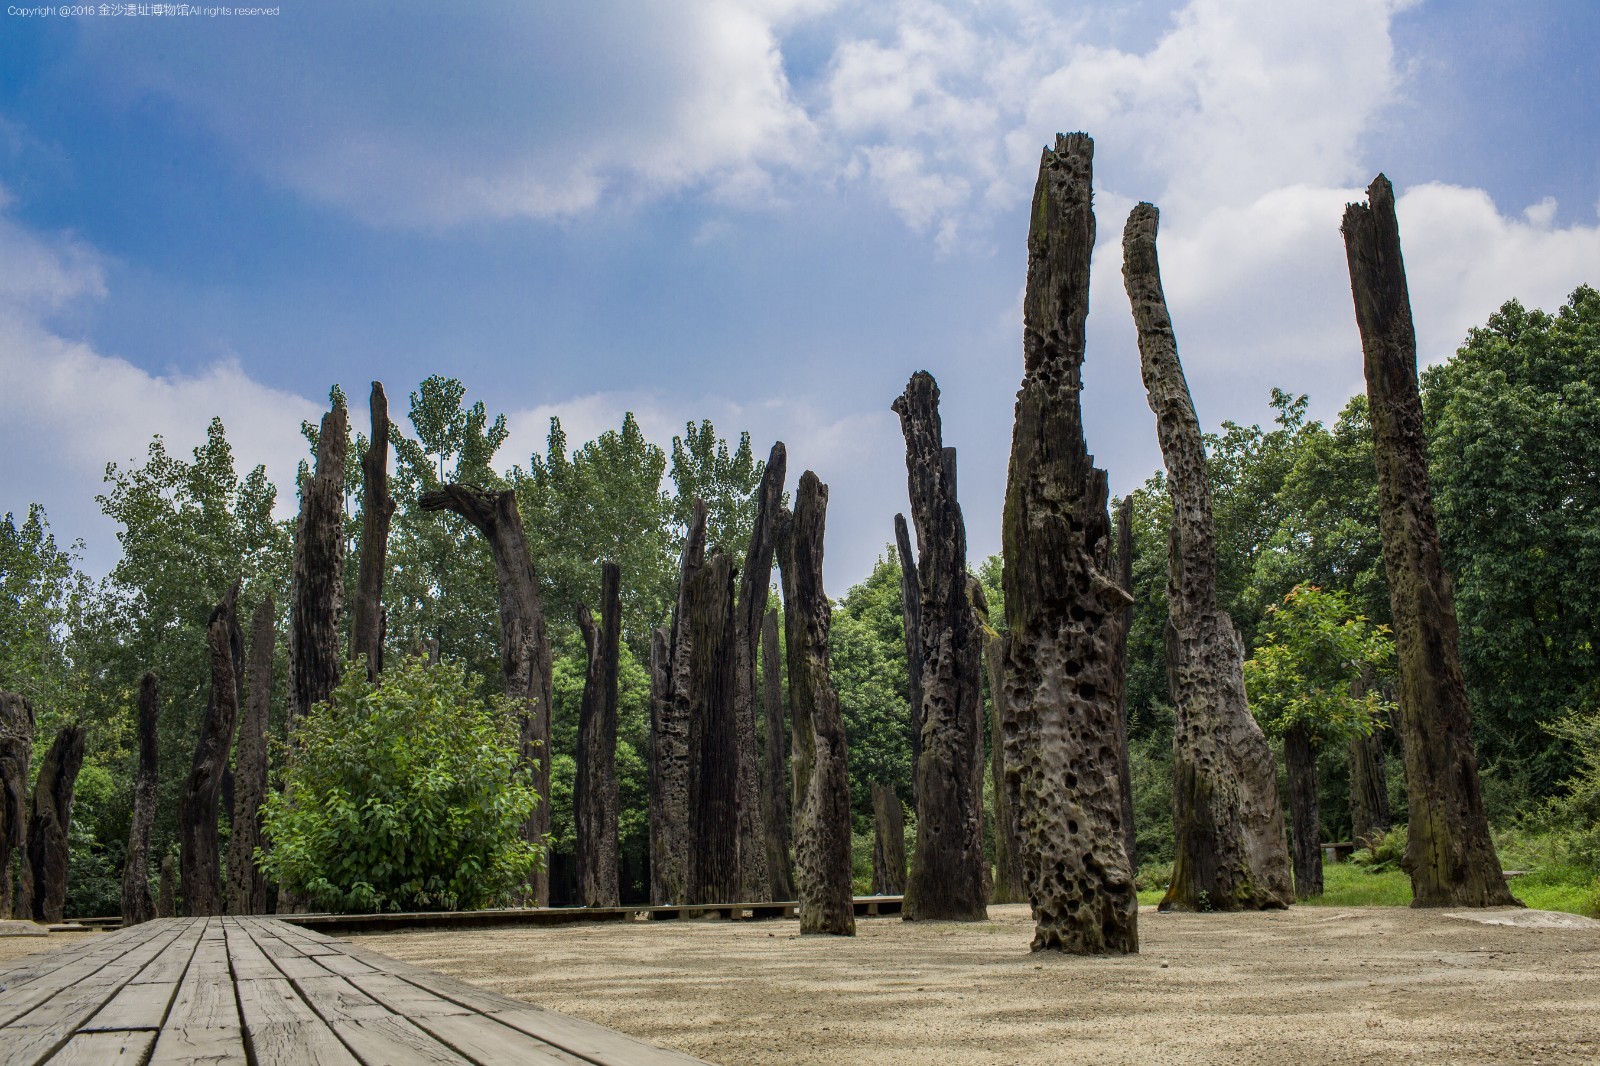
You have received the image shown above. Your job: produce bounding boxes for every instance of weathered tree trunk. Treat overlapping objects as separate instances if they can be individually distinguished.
[647,626,682,905]
[1348,688,1391,850]
[352,382,395,681]
[652,501,707,906]
[894,372,987,923]
[28,724,86,923]
[985,634,1025,904]
[1111,496,1139,874]
[121,674,159,925]
[733,443,785,902]
[227,596,274,915]
[1001,134,1139,953]
[418,484,555,906]
[760,607,796,900]
[686,550,741,905]
[777,472,855,936]
[893,512,925,806]
[1342,175,1517,908]
[181,582,243,918]
[870,784,907,896]
[1284,722,1322,899]
[575,562,622,908]
[156,854,175,918]
[1123,200,1293,912]
[0,693,34,920]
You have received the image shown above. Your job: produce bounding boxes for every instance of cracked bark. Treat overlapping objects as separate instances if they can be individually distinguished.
[1284,722,1322,899]
[1111,495,1139,873]
[352,382,395,681]
[651,500,706,905]
[1348,671,1391,849]
[1342,174,1517,908]
[686,550,740,905]
[227,597,274,915]
[985,634,1025,904]
[871,783,907,896]
[576,562,622,908]
[1000,133,1138,952]
[29,724,86,923]
[894,513,923,805]
[181,581,242,917]
[0,693,33,920]
[777,472,855,935]
[121,674,159,924]
[760,607,795,900]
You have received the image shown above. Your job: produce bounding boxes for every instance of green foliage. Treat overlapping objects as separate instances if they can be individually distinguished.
[829,551,912,823]
[260,656,541,912]
[1243,585,1394,744]
[669,420,763,559]
[1351,825,1408,872]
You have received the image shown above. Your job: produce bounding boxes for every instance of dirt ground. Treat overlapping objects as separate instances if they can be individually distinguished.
[0,929,97,967]
[357,903,1600,1065]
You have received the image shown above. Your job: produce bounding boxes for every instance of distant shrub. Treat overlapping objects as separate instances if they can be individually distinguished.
[1351,825,1408,872]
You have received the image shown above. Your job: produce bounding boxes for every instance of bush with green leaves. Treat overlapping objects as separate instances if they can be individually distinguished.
[260,656,541,912]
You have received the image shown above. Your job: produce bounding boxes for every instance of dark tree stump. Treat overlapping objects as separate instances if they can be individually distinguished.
[777,472,855,936]
[985,634,1025,904]
[1123,199,1292,913]
[893,513,924,804]
[181,582,243,917]
[685,550,741,906]
[418,484,555,906]
[894,372,987,923]
[760,607,795,900]
[156,854,175,918]
[121,674,159,925]
[575,562,622,908]
[352,382,395,681]
[0,693,34,920]
[870,783,906,896]
[1000,133,1138,953]
[1284,722,1323,899]
[1342,175,1517,908]
[1348,671,1390,849]
[733,443,785,903]
[28,724,85,923]
[1111,496,1139,874]
[291,400,347,723]
[652,500,707,906]
[227,596,275,915]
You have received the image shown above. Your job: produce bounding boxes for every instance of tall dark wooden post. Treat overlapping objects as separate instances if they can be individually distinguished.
[352,382,395,681]
[686,551,741,905]
[181,581,243,917]
[652,500,707,906]
[760,608,795,900]
[28,724,86,923]
[418,485,555,906]
[777,472,855,936]
[1342,175,1517,908]
[0,693,34,919]
[121,674,159,924]
[893,514,923,802]
[227,596,274,915]
[576,562,622,908]
[895,372,987,923]
[1111,495,1139,873]
[1001,133,1139,953]
[985,634,1025,904]
[870,784,907,896]
[291,400,347,725]
[1348,670,1391,849]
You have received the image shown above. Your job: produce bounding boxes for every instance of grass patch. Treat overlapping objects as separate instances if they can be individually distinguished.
[1302,863,1411,907]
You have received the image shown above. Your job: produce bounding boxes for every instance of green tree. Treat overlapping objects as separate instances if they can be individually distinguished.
[669,420,764,559]
[0,505,89,713]
[260,655,541,912]
[830,552,913,826]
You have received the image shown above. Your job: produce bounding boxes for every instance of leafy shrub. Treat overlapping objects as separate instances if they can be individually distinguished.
[1351,825,1408,872]
[260,656,541,912]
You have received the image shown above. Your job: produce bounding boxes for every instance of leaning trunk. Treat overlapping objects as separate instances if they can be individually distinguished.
[121,674,159,924]
[1284,722,1323,900]
[575,562,622,908]
[1001,134,1139,953]
[870,784,907,896]
[351,382,395,681]
[760,607,796,900]
[1342,175,1516,908]
[227,596,274,915]
[28,724,86,923]
[686,551,741,905]
[894,372,986,922]
[778,472,855,936]
[985,635,1025,904]
[181,581,243,917]
[0,693,34,919]
[1123,200,1292,912]
[418,484,555,906]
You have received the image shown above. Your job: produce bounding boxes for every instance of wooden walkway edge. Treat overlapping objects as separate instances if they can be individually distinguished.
[0,916,709,1065]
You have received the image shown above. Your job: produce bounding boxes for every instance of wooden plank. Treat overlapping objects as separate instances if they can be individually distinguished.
[81,978,183,1031]
[245,1021,361,1066]
[491,1008,709,1066]
[221,920,280,980]
[127,922,204,983]
[327,1017,472,1066]
[147,1025,250,1066]
[291,976,393,1023]
[151,931,247,1066]
[46,1029,156,1064]
[333,973,472,1019]
[312,953,378,978]
[411,1013,590,1065]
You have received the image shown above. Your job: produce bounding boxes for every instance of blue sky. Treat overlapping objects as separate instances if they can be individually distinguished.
[2,0,1597,593]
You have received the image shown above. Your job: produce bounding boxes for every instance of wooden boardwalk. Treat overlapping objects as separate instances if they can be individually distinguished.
[0,916,708,1065]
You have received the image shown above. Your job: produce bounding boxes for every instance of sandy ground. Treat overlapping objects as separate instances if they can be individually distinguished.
[356,903,1600,1065]
[0,929,98,967]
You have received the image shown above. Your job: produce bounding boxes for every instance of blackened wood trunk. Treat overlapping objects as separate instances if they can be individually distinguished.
[575,562,622,908]
[121,674,159,924]
[733,443,785,902]
[1349,728,1391,851]
[686,551,741,905]
[181,582,243,918]
[760,607,795,900]
[292,401,347,723]
[28,724,85,923]
[1111,496,1139,874]
[418,484,555,906]
[870,783,907,896]
[893,513,924,804]
[1284,722,1322,899]
[0,693,34,919]
[1342,175,1516,908]
[352,382,395,681]
[647,626,683,905]
[1000,133,1139,954]
[1123,200,1293,912]
[894,372,987,923]
[985,634,1025,904]
[652,500,707,905]
[157,854,175,918]
[227,596,274,915]
[777,473,855,936]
